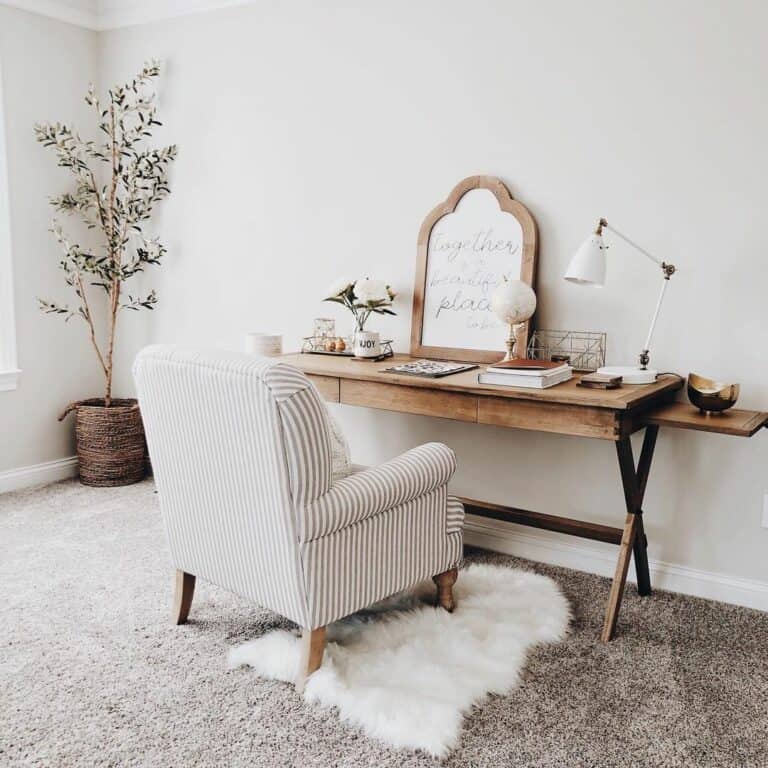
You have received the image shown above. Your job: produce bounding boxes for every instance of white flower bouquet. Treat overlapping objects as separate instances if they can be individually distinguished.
[324,277,397,333]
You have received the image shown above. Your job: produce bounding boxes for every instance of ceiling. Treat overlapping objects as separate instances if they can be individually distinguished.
[1,0,255,30]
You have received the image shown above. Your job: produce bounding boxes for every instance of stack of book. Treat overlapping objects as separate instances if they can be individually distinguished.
[478,359,573,389]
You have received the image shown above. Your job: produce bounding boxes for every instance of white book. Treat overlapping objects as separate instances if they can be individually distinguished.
[478,367,573,389]
[485,362,570,377]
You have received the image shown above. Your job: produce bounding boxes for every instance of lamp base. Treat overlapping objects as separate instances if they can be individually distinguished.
[597,365,658,385]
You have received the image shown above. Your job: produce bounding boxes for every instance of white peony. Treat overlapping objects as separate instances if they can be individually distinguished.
[353,278,391,304]
[326,276,354,298]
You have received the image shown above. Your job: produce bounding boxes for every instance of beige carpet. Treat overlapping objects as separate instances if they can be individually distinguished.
[1,479,767,767]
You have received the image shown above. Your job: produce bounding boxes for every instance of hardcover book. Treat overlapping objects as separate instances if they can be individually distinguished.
[487,358,570,376]
[487,358,565,370]
[478,367,573,389]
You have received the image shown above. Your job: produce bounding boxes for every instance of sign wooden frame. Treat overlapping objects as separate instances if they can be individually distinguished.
[410,175,538,364]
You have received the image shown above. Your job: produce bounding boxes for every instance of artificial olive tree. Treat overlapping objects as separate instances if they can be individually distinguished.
[35,60,177,404]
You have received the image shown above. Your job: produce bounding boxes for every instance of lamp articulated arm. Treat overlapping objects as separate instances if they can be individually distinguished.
[597,218,677,370]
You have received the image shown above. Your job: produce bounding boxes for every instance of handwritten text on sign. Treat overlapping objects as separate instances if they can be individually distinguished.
[421,188,524,351]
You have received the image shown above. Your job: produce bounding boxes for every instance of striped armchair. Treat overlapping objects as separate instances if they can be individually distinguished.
[133,345,464,687]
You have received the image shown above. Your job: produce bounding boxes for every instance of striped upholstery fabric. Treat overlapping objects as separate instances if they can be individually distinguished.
[347,463,465,536]
[301,442,456,541]
[446,495,465,535]
[134,345,464,630]
[134,346,313,626]
[302,489,463,627]
[277,385,333,506]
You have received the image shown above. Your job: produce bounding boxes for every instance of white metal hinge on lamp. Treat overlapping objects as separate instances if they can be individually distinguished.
[564,218,676,384]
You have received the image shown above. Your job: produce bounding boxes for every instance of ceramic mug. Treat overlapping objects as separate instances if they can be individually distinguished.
[354,331,380,358]
[245,332,283,357]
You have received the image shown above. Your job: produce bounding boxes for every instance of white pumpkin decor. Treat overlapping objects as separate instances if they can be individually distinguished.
[490,277,537,361]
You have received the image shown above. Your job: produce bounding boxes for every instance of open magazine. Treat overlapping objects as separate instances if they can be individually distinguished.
[382,360,478,378]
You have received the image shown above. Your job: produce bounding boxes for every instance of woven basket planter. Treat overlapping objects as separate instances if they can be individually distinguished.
[60,398,147,487]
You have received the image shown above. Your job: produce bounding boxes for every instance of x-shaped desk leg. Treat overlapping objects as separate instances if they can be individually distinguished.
[601,425,659,642]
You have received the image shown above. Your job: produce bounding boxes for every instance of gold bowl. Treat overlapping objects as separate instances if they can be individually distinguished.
[687,373,740,413]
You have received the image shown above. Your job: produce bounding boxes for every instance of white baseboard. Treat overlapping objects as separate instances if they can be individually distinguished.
[1,463,765,611]
[0,456,78,494]
[465,515,768,612]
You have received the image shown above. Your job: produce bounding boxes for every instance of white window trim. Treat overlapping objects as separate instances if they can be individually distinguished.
[0,57,20,392]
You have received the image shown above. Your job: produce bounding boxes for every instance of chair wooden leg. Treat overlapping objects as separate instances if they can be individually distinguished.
[296,626,326,693]
[433,567,458,612]
[173,570,195,625]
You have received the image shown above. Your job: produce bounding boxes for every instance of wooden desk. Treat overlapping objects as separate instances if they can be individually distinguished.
[283,352,768,641]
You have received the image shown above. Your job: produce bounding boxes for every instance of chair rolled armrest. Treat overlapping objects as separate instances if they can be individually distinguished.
[300,442,457,541]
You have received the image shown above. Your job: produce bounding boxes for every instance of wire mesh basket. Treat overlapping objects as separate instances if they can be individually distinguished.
[526,330,606,372]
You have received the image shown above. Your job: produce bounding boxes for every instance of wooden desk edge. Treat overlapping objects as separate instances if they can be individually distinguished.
[284,353,684,412]
[293,361,687,441]
[643,402,768,438]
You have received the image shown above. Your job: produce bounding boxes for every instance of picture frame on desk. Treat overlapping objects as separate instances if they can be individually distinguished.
[410,175,538,364]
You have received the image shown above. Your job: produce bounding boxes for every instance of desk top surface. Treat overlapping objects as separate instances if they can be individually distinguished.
[283,352,684,411]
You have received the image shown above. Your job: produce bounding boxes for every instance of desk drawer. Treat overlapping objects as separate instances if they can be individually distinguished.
[341,380,477,422]
[307,374,340,403]
[478,397,618,440]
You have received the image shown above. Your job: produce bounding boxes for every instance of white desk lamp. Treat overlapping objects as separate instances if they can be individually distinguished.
[565,218,676,384]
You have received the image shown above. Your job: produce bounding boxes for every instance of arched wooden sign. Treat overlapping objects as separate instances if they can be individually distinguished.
[410,176,538,364]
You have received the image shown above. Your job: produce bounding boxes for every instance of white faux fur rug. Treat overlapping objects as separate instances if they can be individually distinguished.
[228,564,570,757]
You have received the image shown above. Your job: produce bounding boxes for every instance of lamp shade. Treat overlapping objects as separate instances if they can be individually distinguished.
[564,233,607,286]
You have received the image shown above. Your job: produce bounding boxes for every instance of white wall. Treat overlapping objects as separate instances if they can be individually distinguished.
[0,6,103,471]
[100,0,768,587]
[8,1,768,592]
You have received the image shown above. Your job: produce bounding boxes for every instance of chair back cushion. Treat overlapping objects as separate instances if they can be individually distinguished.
[133,345,332,626]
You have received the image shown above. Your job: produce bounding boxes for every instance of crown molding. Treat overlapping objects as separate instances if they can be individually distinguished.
[97,0,256,30]
[0,0,99,29]
[0,0,257,30]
